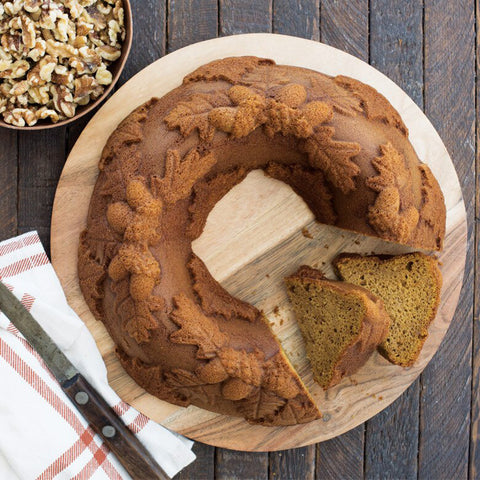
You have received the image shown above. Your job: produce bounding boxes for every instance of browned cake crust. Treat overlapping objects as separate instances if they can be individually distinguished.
[78,57,446,425]
[285,266,390,389]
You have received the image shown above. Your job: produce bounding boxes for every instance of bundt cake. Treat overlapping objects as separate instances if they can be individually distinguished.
[333,253,442,367]
[78,56,446,425]
[285,266,390,389]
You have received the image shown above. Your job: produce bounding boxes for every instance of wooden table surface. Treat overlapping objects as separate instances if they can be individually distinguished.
[0,1,477,479]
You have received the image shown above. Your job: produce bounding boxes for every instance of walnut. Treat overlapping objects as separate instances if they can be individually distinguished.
[21,15,36,49]
[36,106,60,122]
[0,59,29,79]
[38,55,57,82]
[73,74,98,102]
[9,80,28,96]
[51,64,74,85]
[45,39,77,58]
[0,58,12,73]
[4,2,24,17]
[76,19,93,36]
[96,3,112,15]
[96,44,120,62]
[24,0,42,14]
[83,6,107,31]
[107,19,120,45]
[28,38,47,62]
[51,84,76,117]
[73,35,88,48]
[28,85,50,104]
[63,0,84,19]
[1,33,25,56]
[95,63,112,85]
[26,64,44,86]
[4,108,37,126]
[70,46,101,73]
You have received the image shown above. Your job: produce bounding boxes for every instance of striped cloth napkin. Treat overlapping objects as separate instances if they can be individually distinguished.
[0,232,196,479]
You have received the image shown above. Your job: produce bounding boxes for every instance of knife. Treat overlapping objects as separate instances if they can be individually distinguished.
[0,280,170,480]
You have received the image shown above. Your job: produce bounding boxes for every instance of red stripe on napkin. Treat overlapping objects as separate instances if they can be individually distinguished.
[0,253,49,279]
[0,233,39,257]
[0,338,122,479]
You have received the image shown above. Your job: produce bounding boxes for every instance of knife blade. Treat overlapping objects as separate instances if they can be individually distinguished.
[0,280,170,480]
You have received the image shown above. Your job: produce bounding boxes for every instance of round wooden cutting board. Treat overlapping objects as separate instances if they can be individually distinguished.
[51,34,467,451]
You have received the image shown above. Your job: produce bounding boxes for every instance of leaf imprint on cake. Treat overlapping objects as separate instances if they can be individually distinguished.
[366,142,419,243]
[170,294,228,359]
[302,126,361,194]
[151,149,216,204]
[164,92,231,141]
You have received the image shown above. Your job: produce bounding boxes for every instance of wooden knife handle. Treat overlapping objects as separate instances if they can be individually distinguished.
[63,373,170,480]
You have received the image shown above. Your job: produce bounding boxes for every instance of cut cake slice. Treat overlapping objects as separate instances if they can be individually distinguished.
[285,266,390,389]
[333,252,442,367]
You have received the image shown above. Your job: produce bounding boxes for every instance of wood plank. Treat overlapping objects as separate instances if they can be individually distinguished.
[121,0,166,81]
[175,442,214,480]
[365,3,423,478]
[316,2,368,478]
[215,450,268,480]
[471,2,480,477]
[273,0,319,41]
[168,0,218,52]
[18,130,67,255]
[0,130,18,241]
[269,446,315,480]
[320,0,368,61]
[268,6,318,477]
[421,1,475,478]
[219,0,272,35]
[316,426,364,479]
[167,2,217,475]
[364,383,419,479]
[217,4,272,476]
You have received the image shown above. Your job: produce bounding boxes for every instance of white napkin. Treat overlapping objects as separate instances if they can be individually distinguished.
[0,231,196,479]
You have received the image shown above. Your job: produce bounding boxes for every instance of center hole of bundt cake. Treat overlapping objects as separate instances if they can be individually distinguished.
[192,169,314,284]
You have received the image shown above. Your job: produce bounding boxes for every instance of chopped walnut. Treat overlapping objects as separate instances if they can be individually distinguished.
[4,107,37,126]
[0,0,125,126]
[51,84,76,117]
[96,44,120,62]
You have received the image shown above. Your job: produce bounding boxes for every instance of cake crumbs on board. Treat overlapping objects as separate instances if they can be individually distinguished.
[301,227,313,239]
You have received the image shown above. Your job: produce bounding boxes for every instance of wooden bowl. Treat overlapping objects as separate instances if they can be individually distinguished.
[0,0,133,131]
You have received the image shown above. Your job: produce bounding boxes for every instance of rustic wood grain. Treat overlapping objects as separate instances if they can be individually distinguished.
[215,450,268,480]
[365,2,424,478]
[273,0,319,41]
[175,442,214,480]
[219,0,272,35]
[217,6,272,475]
[50,32,465,455]
[267,6,320,478]
[121,0,166,81]
[316,426,364,480]
[18,130,66,254]
[317,2,368,477]
[168,0,218,52]
[167,2,218,475]
[421,1,475,478]
[269,446,315,480]
[0,130,17,241]
[320,0,368,62]
[472,2,480,475]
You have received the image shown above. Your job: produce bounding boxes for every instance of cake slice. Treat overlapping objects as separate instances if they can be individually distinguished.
[285,266,390,389]
[333,252,442,367]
